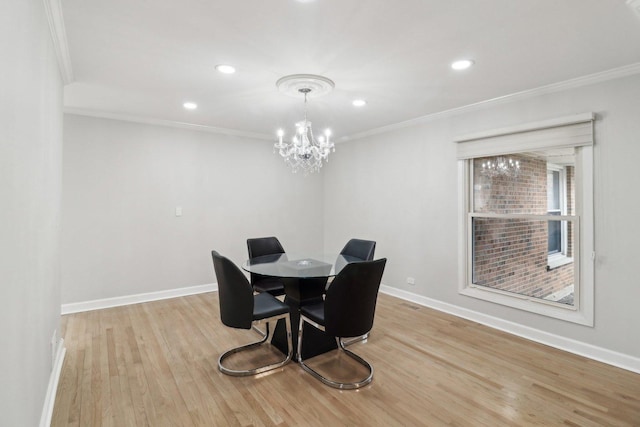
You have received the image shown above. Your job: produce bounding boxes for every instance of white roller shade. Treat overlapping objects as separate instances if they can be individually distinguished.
[455,113,594,160]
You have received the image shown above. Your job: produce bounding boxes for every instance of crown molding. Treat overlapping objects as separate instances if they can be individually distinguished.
[43,0,74,85]
[65,62,640,143]
[64,107,274,141]
[342,62,640,142]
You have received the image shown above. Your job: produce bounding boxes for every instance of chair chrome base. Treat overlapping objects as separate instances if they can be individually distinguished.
[342,332,369,346]
[218,313,292,376]
[297,314,373,389]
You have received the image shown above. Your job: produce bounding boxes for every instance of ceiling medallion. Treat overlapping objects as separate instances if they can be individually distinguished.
[274,74,335,174]
[276,74,335,99]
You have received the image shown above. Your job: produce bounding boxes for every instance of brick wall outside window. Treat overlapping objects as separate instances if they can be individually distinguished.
[472,155,574,301]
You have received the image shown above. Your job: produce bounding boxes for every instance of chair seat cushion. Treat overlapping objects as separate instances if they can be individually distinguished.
[253,278,285,295]
[300,301,325,326]
[253,292,289,320]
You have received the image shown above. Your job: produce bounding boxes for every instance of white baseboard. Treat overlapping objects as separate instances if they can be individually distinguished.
[59,282,639,374]
[61,283,217,315]
[40,338,66,427]
[380,285,640,375]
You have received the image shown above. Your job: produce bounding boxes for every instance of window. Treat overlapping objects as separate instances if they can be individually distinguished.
[546,164,574,270]
[456,114,594,326]
[547,166,564,254]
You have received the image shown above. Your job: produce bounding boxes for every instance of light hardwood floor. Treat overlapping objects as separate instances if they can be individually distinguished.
[52,293,640,426]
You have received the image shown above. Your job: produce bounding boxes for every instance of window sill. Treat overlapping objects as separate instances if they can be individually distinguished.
[547,254,573,270]
[459,285,592,326]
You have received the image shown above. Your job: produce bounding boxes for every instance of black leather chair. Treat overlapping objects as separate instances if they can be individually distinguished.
[247,237,286,296]
[211,251,292,376]
[340,238,376,261]
[337,238,377,345]
[297,258,387,389]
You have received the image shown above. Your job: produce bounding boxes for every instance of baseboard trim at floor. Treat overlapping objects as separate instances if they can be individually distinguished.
[40,338,66,427]
[61,283,639,374]
[61,283,217,315]
[380,285,640,375]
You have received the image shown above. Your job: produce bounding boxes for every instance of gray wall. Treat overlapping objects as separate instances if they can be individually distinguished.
[62,115,325,303]
[60,74,640,363]
[0,0,63,425]
[323,73,640,359]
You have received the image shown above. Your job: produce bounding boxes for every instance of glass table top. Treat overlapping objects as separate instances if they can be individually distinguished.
[242,253,363,279]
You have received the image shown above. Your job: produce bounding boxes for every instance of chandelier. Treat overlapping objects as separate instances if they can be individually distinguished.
[274,75,335,174]
[480,156,521,178]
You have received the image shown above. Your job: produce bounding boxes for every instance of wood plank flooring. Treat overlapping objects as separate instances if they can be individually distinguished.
[52,293,640,426]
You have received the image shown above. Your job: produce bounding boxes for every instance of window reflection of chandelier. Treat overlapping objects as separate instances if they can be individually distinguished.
[274,75,335,175]
[480,156,521,178]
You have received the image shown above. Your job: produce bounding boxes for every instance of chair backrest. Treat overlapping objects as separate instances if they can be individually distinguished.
[247,236,285,259]
[211,251,254,329]
[340,238,376,261]
[247,237,286,285]
[324,258,387,337]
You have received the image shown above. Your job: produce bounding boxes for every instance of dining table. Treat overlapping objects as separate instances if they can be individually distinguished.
[242,252,363,360]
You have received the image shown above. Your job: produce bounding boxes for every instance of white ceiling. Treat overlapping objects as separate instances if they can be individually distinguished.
[61,0,640,140]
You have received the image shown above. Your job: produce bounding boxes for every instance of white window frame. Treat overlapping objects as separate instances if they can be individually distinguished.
[546,164,572,269]
[456,114,594,326]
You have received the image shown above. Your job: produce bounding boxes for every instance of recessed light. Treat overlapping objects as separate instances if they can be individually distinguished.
[352,99,367,107]
[183,102,197,110]
[215,64,236,74]
[451,59,474,70]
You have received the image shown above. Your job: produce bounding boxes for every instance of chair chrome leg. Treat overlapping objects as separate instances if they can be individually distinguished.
[252,322,270,340]
[297,315,373,389]
[342,332,369,347]
[219,313,292,376]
